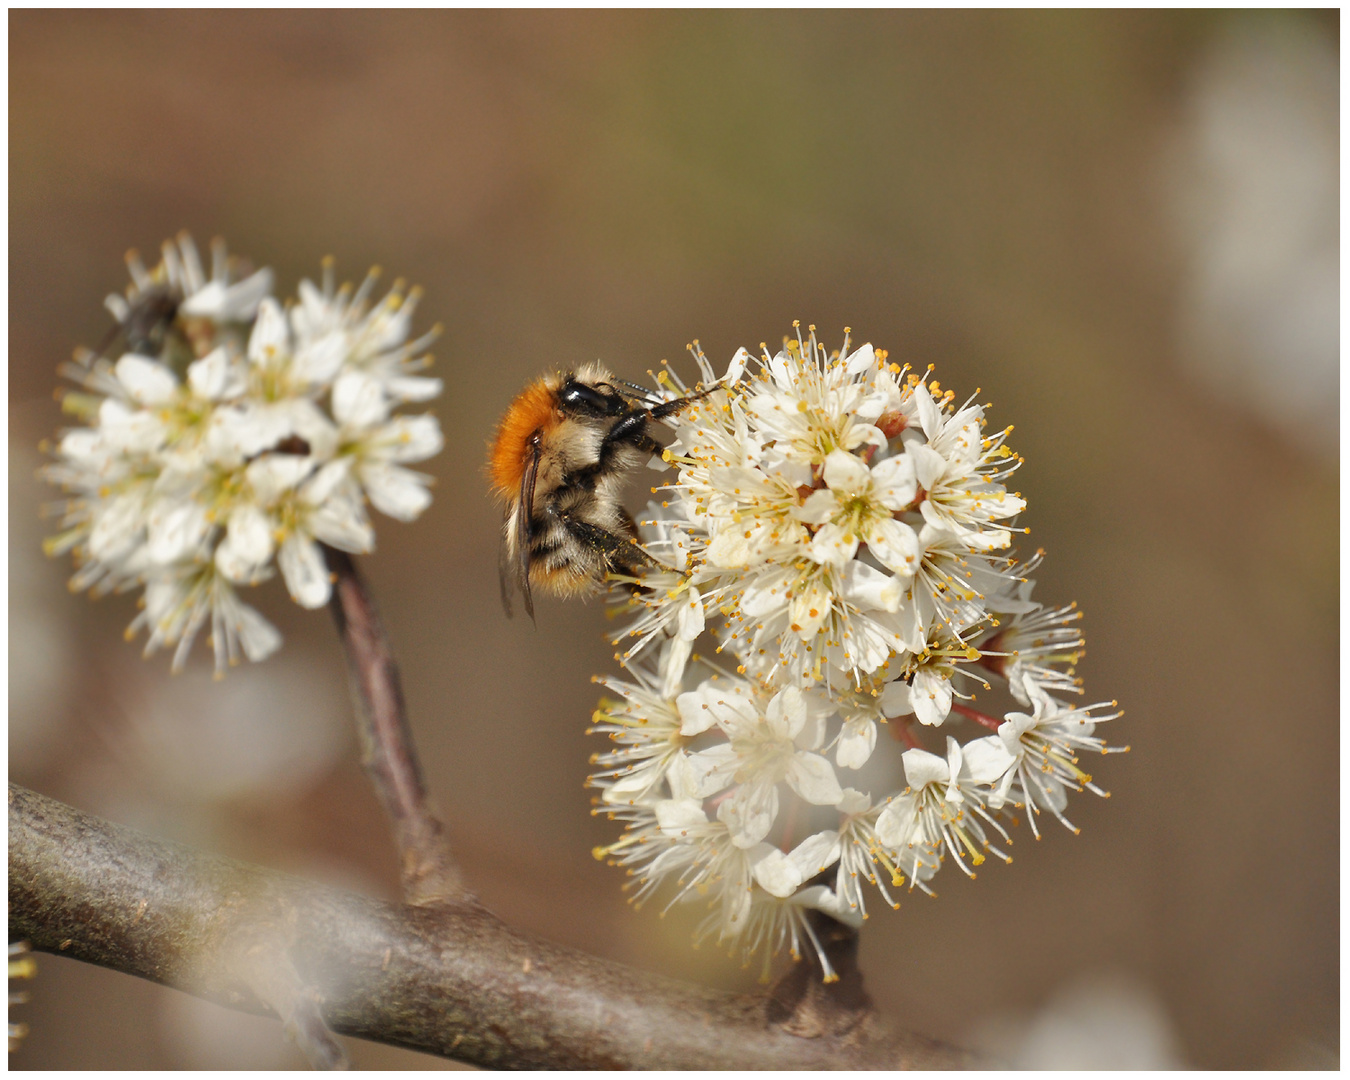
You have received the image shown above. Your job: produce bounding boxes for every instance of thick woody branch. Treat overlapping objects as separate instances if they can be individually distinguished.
[8,783,973,1069]
[322,546,464,905]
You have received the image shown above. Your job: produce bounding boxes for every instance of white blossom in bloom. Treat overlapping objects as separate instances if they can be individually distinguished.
[588,649,694,808]
[586,325,1123,981]
[43,235,443,675]
[874,737,1013,880]
[680,681,842,848]
[797,448,920,574]
[979,585,1087,708]
[963,697,1125,838]
[291,260,443,403]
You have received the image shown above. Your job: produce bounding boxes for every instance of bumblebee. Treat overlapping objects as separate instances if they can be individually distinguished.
[487,362,705,618]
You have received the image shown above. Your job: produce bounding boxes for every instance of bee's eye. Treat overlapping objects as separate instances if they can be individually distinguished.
[558,382,616,414]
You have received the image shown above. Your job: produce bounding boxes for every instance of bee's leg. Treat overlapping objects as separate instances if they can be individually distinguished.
[554,509,657,576]
[649,386,713,420]
[571,411,664,487]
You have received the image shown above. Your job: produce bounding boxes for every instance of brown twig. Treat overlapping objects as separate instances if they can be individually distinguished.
[322,546,465,906]
[8,783,974,1069]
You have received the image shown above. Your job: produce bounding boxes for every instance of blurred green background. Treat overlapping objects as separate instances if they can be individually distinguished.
[9,10,1338,1069]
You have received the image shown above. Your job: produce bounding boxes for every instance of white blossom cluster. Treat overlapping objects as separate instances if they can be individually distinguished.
[43,235,443,675]
[589,326,1124,981]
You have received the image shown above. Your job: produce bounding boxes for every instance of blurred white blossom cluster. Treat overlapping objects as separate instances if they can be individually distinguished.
[590,326,1123,981]
[43,234,443,675]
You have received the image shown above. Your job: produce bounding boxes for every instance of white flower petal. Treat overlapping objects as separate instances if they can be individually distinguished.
[843,342,875,374]
[870,452,918,509]
[901,747,949,789]
[277,534,331,609]
[232,601,283,662]
[362,464,432,521]
[866,517,921,576]
[785,751,843,806]
[380,415,444,464]
[838,559,901,613]
[911,667,954,726]
[796,487,839,525]
[758,448,813,488]
[89,492,147,561]
[836,788,872,816]
[308,495,375,554]
[115,354,179,405]
[821,448,871,493]
[655,798,709,836]
[187,347,232,400]
[99,398,167,454]
[658,636,691,700]
[386,375,444,402]
[146,499,210,564]
[685,743,739,798]
[788,829,843,878]
[798,884,865,929]
[788,579,833,638]
[740,567,793,616]
[909,443,947,491]
[875,794,920,848]
[215,505,274,583]
[752,849,803,898]
[880,679,913,716]
[911,382,943,440]
[676,687,719,737]
[246,454,316,504]
[808,522,859,568]
[962,734,1017,787]
[664,751,700,801]
[332,370,389,429]
[675,585,704,641]
[180,267,273,321]
[717,781,780,848]
[293,330,347,387]
[836,716,877,770]
[298,459,351,507]
[765,686,806,741]
[723,346,750,384]
[248,297,290,365]
[943,736,966,802]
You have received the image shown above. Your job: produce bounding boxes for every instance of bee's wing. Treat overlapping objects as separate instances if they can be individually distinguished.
[499,437,541,621]
[497,524,518,618]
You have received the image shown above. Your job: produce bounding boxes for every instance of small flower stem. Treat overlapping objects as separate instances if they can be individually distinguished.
[323,545,467,906]
[950,702,1002,732]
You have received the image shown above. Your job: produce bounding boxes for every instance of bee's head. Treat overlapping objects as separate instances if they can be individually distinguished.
[557,373,626,417]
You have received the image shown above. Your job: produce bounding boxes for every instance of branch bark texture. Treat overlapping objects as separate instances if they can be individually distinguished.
[323,546,464,906]
[9,783,972,1069]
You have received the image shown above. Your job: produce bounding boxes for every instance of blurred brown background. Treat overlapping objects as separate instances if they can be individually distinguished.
[9,10,1338,1070]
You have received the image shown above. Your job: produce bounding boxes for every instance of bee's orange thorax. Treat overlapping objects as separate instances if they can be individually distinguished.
[488,379,560,500]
